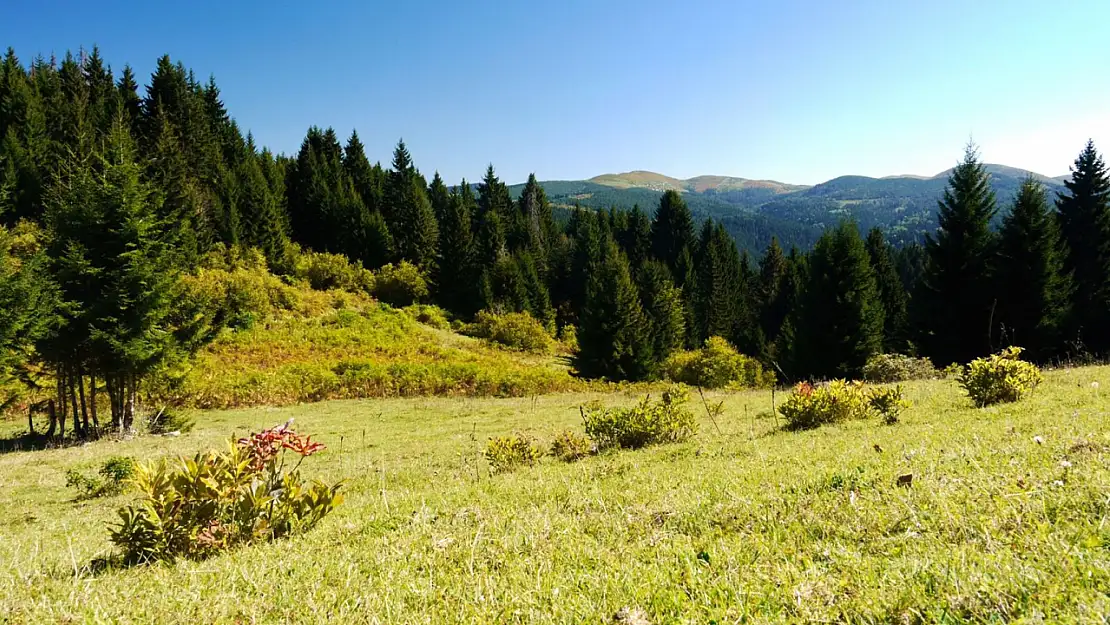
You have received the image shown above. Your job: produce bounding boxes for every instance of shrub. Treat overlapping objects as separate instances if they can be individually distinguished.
[582,386,697,450]
[485,434,543,473]
[403,304,450,330]
[463,310,554,354]
[958,346,1043,407]
[550,429,594,462]
[372,261,429,307]
[145,409,196,435]
[663,336,774,389]
[66,456,136,498]
[110,423,342,563]
[779,380,874,429]
[862,353,938,383]
[294,250,375,294]
[869,385,909,424]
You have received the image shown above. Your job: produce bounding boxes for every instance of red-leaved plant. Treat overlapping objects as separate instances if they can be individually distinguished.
[111,420,342,564]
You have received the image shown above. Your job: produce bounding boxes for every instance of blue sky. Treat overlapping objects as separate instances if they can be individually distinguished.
[4,0,1109,185]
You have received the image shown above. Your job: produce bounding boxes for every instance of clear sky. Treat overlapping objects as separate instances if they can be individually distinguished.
[3,0,1109,185]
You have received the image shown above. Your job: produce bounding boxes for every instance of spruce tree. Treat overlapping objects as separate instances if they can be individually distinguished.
[1056,140,1110,354]
[428,171,450,224]
[865,228,909,353]
[637,259,686,361]
[437,181,478,315]
[386,140,438,269]
[575,239,654,381]
[788,222,884,379]
[516,173,556,263]
[475,165,508,267]
[996,178,1073,358]
[116,64,142,136]
[757,237,790,354]
[917,144,997,365]
[651,190,696,285]
[692,220,739,344]
[621,204,653,271]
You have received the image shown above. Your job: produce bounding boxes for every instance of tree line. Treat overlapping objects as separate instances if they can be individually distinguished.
[1,48,1108,437]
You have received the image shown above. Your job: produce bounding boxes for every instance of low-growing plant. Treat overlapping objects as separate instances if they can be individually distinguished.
[66,456,136,498]
[958,346,1043,407]
[582,386,697,449]
[294,250,375,294]
[869,385,909,424]
[403,304,451,330]
[550,429,594,462]
[463,310,555,354]
[110,423,342,564]
[145,409,196,435]
[485,434,543,473]
[663,336,774,389]
[372,261,429,307]
[779,380,874,429]
[862,353,938,383]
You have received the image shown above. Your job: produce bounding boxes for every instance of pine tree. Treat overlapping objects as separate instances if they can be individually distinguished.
[865,228,909,353]
[437,181,478,315]
[692,220,739,344]
[1057,140,1110,355]
[917,144,997,365]
[996,178,1073,358]
[116,64,142,136]
[757,237,790,354]
[637,259,686,361]
[475,165,509,267]
[386,140,438,269]
[428,171,450,224]
[237,151,288,268]
[788,222,884,379]
[620,205,652,271]
[651,190,696,285]
[575,239,654,381]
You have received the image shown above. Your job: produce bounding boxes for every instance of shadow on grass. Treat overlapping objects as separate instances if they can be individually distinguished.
[0,431,99,454]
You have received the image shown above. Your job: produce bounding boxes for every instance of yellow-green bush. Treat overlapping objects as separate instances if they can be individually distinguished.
[780,380,912,429]
[582,386,697,449]
[485,434,543,473]
[294,250,375,294]
[403,304,451,330]
[463,310,555,354]
[869,384,910,424]
[958,346,1043,407]
[65,456,136,498]
[862,353,938,383]
[550,429,594,462]
[372,261,429,307]
[663,336,774,388]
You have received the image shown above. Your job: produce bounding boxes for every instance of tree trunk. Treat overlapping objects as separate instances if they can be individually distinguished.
[56,374,66,439]
[77,369,90,435]
[123,374,135,431]
[68,368,82,438]
[44,399,56,437]
[89,371,99,429]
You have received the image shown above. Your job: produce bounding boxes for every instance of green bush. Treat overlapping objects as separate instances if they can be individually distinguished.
[485,434,543,473]
[294,250,375,294]
[582,386,697,450]
[110,424,342,563]
[663,336,775,389]
[145,409,196,435]
[463,310,555,354]
[403,304,451,330]
[550,429,594,462]
[780,380,874,429]
[372,261,429,307]
[958,346,1043,407]
[869,385,909,424]
[862,353,938,383]
[66,456,136,498]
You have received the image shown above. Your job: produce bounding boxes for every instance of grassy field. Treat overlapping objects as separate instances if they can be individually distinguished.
[2,367,1109,623]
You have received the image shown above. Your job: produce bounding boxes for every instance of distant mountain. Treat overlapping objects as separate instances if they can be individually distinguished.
[519,165,1067,253]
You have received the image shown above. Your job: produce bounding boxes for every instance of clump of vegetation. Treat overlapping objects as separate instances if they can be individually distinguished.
[66,456,136,498]
[402,304,451,330]
[780,380,874,429]
[371,261,429,307]
[463,310,555,354]
[550,429,594,462]
[663,336,774,388]
[958,346,1043,407]
[862,353,938,382]
[293,249,375,293]
[110,423,342,564]
[485,434,543,473]
[145,409,196,435]
[582,386,697,450]
[869,385,910,424]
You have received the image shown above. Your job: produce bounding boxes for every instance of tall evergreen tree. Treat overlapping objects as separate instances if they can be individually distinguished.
[757,237,790,354]
[386,140,437,269]
[621,205,652,271]
[995,178,1073,358]
[428,171,450,224]
[575,239,654,381]
[515,173,556,262]
[437,181,479,315]
[1056,140,1110,354]
[637,259,686,362]
[865,228,909,353]
[474,165,508,268]
[650,190,696,286]
[917,144,998,365]
[788,222,884,379]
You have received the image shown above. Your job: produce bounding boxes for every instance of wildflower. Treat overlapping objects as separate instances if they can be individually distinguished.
[1034,436,1044,445]
[1052,480,1065,488]
[1060,460,1073,469]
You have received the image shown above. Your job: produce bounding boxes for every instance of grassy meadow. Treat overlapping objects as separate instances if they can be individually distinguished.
[2,367,1110,623]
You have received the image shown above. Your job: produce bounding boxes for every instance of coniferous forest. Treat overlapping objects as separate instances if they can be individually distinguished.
[2,47,1110,437]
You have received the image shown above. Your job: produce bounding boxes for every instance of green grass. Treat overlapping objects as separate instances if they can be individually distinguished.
[3,368,1110,622]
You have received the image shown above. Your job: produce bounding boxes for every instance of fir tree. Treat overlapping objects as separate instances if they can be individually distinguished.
[620,204,652,271]
[757,237,790,353]
[386,140,438,269]
[996,178,1073,358]
[516,173,556,265]
[651,190,696,286]
[788,222,884,379]
[637,259,686,362]
[475,165,509,266]
[575,239,654,381]
[865,228,909,353]
[1056,140,1110,354]
[437,180,478,315]
[917,144,997,365]
[428,171,450,223]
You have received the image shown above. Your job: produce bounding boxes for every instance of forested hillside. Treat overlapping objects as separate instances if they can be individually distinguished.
[1,46,1109,441]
